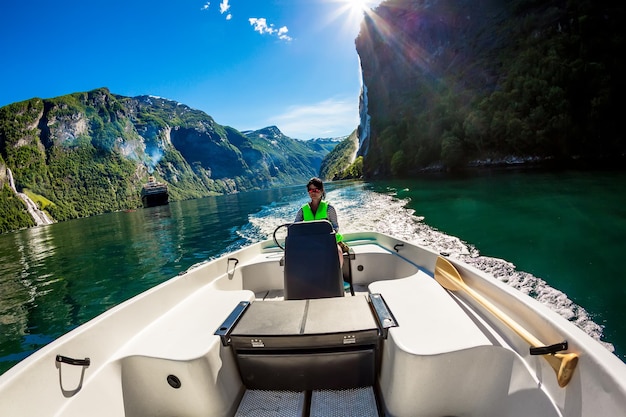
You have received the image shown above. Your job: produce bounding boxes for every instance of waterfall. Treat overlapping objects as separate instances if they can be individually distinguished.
[357,81,371,157]
[6,168,54,226]
[7,167,16,191]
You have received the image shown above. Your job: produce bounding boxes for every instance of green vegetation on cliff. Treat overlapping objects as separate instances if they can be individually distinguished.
[319,130,362,180]
[356,0,624,176]
[0,185,35,233]
[0,89,336,233]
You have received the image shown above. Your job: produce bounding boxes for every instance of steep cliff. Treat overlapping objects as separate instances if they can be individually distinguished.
[319,130,361,180]
[0,88,334,231]
[356,0,625,176]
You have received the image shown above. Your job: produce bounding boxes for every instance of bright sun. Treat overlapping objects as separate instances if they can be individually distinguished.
[346,0,371,12]
[330,0,377,34]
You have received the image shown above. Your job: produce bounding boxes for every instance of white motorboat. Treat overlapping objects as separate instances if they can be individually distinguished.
[1,220,625,416]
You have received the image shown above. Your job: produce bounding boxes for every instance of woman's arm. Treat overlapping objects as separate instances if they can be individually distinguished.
[294,207,304,222]
[327,204,339,233]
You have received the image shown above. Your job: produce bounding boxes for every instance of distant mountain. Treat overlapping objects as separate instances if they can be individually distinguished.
[0,88,338,232]
[239,126,332,184]
[305,137,346,154]
[319,130,362,181]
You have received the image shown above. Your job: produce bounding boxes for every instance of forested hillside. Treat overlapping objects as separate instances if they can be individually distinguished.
[356,0,625,176]
[0,88,335,233]
[319,130,363,180]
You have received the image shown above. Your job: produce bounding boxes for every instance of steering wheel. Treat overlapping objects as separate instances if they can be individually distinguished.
[272,223,291,250]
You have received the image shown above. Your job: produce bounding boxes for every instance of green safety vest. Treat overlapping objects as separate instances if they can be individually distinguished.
[301,201,343,242]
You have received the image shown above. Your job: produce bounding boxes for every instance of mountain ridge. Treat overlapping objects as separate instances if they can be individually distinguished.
[0,88,342,233]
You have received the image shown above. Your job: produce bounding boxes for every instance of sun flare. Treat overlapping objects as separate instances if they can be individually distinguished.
[345,0,371,13]
[327,0,378,36]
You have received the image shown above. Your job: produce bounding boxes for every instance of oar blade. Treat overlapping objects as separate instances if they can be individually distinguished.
[434,256,464,291]
[557,353,579,388]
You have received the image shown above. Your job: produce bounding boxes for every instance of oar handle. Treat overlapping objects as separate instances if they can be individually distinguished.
[461,279,543,346]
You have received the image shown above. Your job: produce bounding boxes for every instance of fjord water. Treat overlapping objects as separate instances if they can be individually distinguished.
[1,169,625,375]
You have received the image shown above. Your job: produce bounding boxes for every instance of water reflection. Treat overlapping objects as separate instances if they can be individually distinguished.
[0,225,59,364]
[0,189,306,374]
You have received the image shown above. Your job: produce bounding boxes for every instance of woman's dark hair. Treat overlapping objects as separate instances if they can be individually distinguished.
[307,177,325,199]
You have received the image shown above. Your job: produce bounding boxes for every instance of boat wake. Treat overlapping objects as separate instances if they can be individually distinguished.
[236,182,614,353]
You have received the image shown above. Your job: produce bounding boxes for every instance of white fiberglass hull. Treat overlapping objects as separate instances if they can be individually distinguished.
[0,231,625,417]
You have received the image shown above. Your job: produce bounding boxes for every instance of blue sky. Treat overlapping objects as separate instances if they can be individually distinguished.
[0,0,381,139]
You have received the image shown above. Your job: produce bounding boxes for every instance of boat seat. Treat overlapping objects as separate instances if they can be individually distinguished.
[283,220,343,300]
[216,295,397,392]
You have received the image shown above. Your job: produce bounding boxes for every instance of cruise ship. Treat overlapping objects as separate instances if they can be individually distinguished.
[141,176,168,208]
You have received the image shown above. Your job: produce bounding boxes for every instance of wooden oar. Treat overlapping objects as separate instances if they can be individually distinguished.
[434,256,579,387]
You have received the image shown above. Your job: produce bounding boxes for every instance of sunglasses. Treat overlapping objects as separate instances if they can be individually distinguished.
[308,188,321,193]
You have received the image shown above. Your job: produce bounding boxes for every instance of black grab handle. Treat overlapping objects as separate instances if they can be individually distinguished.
[56,355,91,367]
[529,341,568,356]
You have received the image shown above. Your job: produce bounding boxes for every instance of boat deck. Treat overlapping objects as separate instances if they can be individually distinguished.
[235,387,379,417]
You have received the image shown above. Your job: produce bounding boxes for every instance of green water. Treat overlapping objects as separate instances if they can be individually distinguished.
[1,169,625,376]
[377,169,626,356]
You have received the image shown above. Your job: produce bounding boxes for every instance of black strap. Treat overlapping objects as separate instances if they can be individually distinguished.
[56,355,91,366]
[529,341,568,355]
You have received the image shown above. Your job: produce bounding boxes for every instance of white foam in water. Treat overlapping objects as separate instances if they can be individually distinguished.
[239,184,613,352]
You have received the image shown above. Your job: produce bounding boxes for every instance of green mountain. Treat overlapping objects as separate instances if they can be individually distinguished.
[240,126,340,183]
[0,88,336,233]
[319,130,362,180]
[355,0,625,176]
